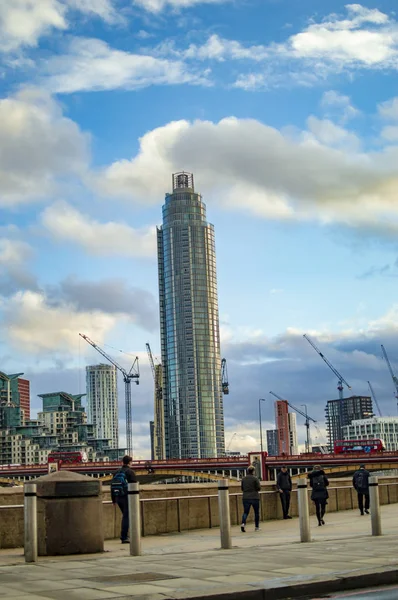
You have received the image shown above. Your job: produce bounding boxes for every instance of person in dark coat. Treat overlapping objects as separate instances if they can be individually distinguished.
[276,466,292,519]
[308,465,329,526]
[353,464,370,515]
[111,455,137,543]
[241,465,261,532]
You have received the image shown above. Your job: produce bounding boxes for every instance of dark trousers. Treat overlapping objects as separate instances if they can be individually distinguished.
[242,499,260,528]
[279,491,291,518]
[314,499,327,523]
[357,492,370,514]
[116,496,129,541]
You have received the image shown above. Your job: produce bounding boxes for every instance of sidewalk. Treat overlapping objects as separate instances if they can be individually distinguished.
[1,505,398,599]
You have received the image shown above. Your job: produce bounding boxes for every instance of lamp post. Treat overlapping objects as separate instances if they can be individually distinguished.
[301,404,310,453]
[259,398,266,454]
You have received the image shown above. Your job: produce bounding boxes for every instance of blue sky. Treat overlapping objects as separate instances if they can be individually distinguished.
[1,0,398,456]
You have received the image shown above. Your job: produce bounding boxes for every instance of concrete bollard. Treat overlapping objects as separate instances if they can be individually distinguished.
[297,477,311,543]
[218,479,232,549]
[128,482,141,556]
[369,476,382,537]
[24,482,38,563]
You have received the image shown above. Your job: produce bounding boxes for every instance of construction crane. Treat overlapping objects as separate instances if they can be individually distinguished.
[146,343,162,398]
[226,432,237,451]
[303,334,351,400]
[221,358,229,394]
[79,333,139,456]
[269,391,316,454]
[381,345,398,410]
[367,381,382,417]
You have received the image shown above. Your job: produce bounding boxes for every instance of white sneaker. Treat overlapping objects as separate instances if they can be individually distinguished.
[255,527,261,532]
[241,524,246,532]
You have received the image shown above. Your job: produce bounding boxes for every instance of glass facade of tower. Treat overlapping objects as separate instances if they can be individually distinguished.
[157,173,225,458]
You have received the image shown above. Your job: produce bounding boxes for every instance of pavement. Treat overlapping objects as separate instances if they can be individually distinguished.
[1,505,398,599]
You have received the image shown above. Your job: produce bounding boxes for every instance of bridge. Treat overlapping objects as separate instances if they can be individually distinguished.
[1,452,398,484]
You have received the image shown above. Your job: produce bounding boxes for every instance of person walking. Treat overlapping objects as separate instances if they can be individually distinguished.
[241,465,261,532]
[308,464,329,526]
[111,455,137,543]
[353,464,370,515]
[276,466,292,519]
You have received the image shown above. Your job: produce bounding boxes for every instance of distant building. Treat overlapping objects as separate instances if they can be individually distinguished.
[266,429,278,456]
[0,372,30,427]
[153,363,165,460]
[275,400,290,455]
[288,412,298,455]
[325,395,373,450]
[86,364,118,449]
[342,417,398,451]
[149,420,155,460]
[18,378,30,421]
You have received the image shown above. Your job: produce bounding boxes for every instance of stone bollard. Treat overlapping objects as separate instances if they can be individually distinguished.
[128,482,141,556]
[297,477,311,543]
[218,479,232,549]
[24,482,38,563]
[369,476,382,536]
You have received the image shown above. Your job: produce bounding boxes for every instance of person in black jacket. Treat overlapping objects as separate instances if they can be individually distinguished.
[111,455,137,543]
[276,466,292,519]
[240,465,261,532]
[308,465,329,526]
[353,464,370,515]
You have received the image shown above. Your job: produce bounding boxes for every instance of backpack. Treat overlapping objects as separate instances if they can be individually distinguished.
[355,471,365,489]
[312,473,325,489]
[111,469,128,498]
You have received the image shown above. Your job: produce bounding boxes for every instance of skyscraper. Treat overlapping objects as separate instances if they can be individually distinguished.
[288,412,298,455]
[157,172,225,459]
[86,364,118,449]
[275,400,290,455]
[325,395,373,450]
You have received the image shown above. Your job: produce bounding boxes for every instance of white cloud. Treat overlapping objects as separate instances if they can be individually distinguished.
[0,88,88,206]
[306,116,361,151]
[2,290,116,354]
[133,0,229,13]
[285,4,397,66]
[41,201,156,258]
[182,34,269,62]
[96,115,398,235]
[378,97,398,121]
[42,37,210,93]
[321,90,360,122]
[0,239,32,267]
[0,0,119,53]
[381,125,398,141]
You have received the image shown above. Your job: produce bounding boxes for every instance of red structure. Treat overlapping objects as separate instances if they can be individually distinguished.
[18,377,30,421]
[275,400,289,455]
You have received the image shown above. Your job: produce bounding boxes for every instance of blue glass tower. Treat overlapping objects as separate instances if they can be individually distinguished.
[157,173,225,458]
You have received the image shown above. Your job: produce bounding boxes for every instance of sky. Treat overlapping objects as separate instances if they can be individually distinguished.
[1,0,398,457]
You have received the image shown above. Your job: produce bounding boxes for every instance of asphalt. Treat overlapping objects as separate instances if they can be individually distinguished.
[1,504,398,599]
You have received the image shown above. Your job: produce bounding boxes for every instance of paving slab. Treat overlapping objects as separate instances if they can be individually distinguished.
[1,506,398,599]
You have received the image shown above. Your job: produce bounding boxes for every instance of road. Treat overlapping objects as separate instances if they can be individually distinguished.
[310,585,398,599]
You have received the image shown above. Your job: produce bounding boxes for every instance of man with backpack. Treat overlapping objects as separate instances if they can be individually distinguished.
[308,465,329,526]
[353,464,370,516]
[111,455,137,543]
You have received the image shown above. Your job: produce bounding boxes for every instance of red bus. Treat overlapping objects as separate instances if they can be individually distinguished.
[48,451,87,465]
[334,439,385,454]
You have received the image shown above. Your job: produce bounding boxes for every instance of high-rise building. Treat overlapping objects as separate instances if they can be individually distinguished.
[288,412,298,455]
[275,400,290,455]
[86,364,118,449]
[157,172,225,459]
[0,372,29,427]
[18,378,30,421]
[342,417,398,451]
[153,363,165,460]
[266,429,278,456]
[325,395,373,450]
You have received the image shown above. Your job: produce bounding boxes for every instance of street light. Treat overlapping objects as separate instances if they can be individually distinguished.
[301,404,310,453]
[259,398,266,454]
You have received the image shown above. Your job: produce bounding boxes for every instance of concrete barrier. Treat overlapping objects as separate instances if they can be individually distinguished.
[2,476,398,549]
